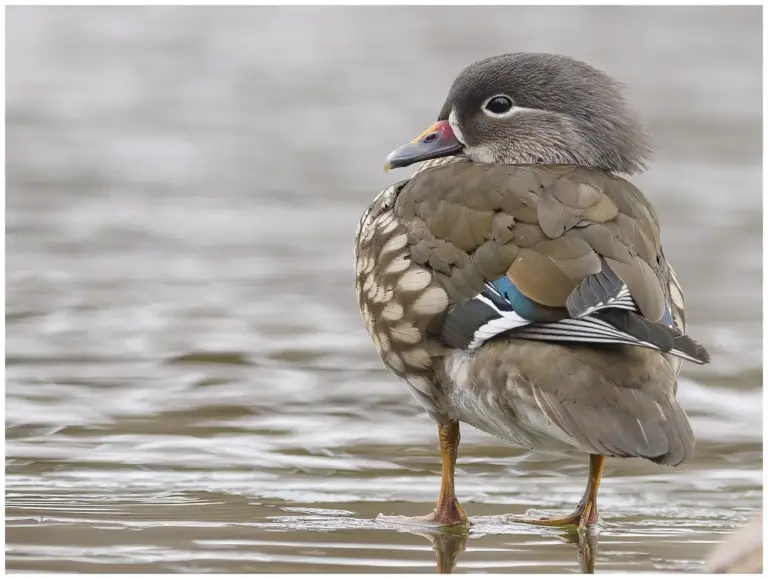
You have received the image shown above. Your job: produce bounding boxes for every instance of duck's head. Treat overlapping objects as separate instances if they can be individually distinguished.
[385,53,652,175]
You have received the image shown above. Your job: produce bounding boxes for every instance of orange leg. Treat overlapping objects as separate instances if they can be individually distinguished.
[508,454,604,530]
[378,421,469,527]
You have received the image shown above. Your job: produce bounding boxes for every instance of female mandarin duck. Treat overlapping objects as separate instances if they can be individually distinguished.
[354,53,710,530]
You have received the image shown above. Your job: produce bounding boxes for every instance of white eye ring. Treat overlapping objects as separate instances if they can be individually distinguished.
[483,94,516,117]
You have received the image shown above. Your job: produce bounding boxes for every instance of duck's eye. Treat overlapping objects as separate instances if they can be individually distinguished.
[485,95,513,115]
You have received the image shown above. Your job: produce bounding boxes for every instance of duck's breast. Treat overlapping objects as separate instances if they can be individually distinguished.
[355,180,455,420]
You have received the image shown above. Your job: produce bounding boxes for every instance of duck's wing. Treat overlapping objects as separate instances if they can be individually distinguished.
[393,162,709,365]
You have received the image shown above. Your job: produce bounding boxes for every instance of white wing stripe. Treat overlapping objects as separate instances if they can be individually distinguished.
[468,295,532,348]
[467,280,701,361]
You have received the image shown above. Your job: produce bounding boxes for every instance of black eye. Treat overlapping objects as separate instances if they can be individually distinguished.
[485,95,513,115]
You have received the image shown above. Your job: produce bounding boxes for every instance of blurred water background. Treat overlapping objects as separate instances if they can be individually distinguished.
[6,6,762,573]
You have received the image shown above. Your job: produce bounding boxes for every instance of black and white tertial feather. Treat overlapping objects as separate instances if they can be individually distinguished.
[440,265,710,365]
[566,257,627,318]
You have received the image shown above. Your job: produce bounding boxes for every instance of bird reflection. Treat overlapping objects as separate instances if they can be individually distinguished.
[561,527,598,574]
[394,523,598,573]
[401,527,468,573]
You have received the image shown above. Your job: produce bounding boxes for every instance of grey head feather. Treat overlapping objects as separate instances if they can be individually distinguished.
[438,53,653,175]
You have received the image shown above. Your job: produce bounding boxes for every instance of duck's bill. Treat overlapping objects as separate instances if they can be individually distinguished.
[384,120,463,172]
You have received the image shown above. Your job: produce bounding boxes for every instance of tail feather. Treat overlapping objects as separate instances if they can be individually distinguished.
[649,399,695,466]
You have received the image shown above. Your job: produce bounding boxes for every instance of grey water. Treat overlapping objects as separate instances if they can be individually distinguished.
[6,6,762,573]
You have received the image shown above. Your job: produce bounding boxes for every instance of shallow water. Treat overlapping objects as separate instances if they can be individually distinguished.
[6,6,762,573]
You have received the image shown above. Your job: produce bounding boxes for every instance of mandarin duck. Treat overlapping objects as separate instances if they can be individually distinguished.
[354,53,710,530]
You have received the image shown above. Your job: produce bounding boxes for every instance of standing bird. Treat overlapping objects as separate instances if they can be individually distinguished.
[354,53,710,530]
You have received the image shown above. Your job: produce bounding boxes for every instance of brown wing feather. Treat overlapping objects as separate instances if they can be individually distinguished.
[394,162,666,315]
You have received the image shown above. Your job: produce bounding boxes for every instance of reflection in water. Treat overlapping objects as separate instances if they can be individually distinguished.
[394,522,600,574]
[564,528,598,575]
[402,528,468,574]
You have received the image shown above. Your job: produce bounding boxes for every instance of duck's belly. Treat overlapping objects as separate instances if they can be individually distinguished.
[444,349,584,453]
